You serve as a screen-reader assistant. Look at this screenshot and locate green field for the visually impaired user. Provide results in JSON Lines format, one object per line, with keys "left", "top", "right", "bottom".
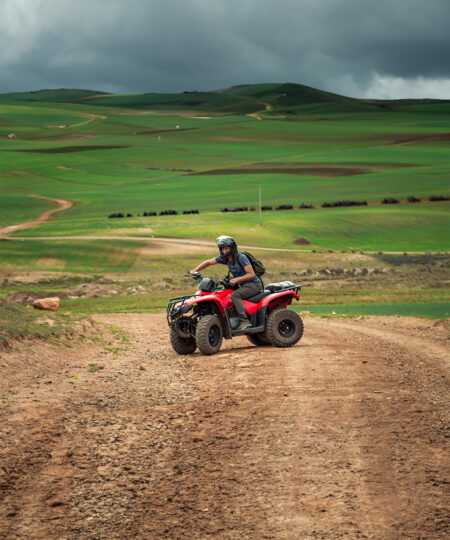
{"left": 0, "top": 84, "right": 448, "bottom": 318}
{"left": 1, "top": 84, "right": 449, "bottom": 250}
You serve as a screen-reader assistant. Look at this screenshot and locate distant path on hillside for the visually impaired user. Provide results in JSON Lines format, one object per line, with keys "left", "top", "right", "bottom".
{"left": 10, "top": 234, "right": 310, "bottom": 253}
{"left": 69, "top": 112, "right": 107, "bottom": 128}
{"left": 247, "top": 101, "right": 273, "bottom": 120}
{"left": 0, "top": 195, "right": 73, "bottom": 238}
{"left": 8, "top": 235, "right": 443, "bottom": 255}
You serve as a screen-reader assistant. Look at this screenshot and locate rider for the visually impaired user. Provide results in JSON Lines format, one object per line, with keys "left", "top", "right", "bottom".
{"left": 189, "top": 235, "right": 263, "bottom": 331}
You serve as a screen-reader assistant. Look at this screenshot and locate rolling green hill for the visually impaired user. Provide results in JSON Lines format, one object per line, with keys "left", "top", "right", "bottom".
{"left": 2, "top": 83, "right": 449, "bottom": 115}
{"left": 1, "top": 83, "right": 449, "bottom": 256}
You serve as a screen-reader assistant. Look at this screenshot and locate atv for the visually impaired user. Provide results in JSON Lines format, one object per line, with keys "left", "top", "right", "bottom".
{"left": 167, "top": 273, "right": 304, "bottom": 355}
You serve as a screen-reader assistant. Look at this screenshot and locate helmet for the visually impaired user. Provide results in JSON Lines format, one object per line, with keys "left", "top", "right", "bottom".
{"left": 216, "top": 235, "right": 237, "bottom": 258}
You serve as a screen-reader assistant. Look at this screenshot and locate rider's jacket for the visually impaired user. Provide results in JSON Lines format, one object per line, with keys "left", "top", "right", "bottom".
{"left": 215, "top": 252, "right": 261, "bottom": 285}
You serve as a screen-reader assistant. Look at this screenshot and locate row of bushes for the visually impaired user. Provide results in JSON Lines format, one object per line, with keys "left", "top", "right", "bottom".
{"left": 220, "top": 206, "right": 249, "bottom": 212}
{"left": 383, "top": 195, "right": 449, "bottom": 204}
{"left": 108, "top": 213, "right": 134, "bottom": 218}
{"left": 221, "top": 195, "right": 449, "bottom": 213}
{"left": 220, "top": 204, "right": 298, "bottom": 212}
{"left": 108, "top": 209, "right": 200, "bottom": 218}
{"left": 107, "top": 195, "right": 448, "bottom": 218}
{"left": 322, "top": 200, "right": 367, "bottom": 208}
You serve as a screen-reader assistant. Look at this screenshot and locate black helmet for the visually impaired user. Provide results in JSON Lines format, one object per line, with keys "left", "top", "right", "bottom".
{"left": 216, "top": 235, "right": 237, "bottom": 258}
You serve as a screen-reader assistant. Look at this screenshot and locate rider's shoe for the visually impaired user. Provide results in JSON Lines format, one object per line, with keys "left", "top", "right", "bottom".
{"left": 236, "top": 319, "right": 252, "bottom": 331}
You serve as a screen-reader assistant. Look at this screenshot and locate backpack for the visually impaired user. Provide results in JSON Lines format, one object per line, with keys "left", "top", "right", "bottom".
{"left": 238, "top": 251, "right": 266, "bottom": 277}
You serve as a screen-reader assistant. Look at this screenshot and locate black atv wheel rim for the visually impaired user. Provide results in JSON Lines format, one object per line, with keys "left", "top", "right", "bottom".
{"left": 209, "top": 324, "right": 221, "bottom": 347}
{"left": 278, "top": 319, "right": 295, "bottom": 338}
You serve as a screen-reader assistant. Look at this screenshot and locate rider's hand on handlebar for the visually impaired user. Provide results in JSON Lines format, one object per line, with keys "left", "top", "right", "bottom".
{"left": 187, "top": 270, "right": 201, "bottom": 280}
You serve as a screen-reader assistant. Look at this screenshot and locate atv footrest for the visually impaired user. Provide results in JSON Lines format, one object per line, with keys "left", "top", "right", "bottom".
{"left": 231, "top": 325, "right": 265, "bottom": 336}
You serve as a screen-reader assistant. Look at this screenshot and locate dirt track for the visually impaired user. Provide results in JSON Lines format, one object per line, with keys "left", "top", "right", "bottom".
{"left": 0, "top": 314, "right": 448, "bottom": 539}
{"left": 0, "top": 195, "right": 73, "bottom": 238}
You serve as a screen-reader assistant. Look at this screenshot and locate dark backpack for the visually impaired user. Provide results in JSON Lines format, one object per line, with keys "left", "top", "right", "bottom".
{"left": 238, "top": 251, "right": 265, "bottom": 277}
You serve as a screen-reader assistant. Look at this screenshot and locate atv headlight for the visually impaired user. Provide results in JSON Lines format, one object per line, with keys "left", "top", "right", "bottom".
{"left": 179, "top": 304, "right": 191, "bottom": 315}
{"left": 173, "top": 303, "right": 191, "bottom": 317}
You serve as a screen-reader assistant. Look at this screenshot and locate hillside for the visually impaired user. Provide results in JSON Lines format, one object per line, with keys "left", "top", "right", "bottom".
{"left": 0, "top": 81, "right": 449, "bottom": 259}
{"left": 1, "top": 83, "right": 449, "bottom": 115}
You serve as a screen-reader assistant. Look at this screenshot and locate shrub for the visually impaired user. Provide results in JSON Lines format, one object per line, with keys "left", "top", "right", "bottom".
{"left": 261, "top": 205, "right": 272, "bottom": 211}
{"left": 182, "top": 209, "right": 199, "bottom": 214}
{"left": 381, "top": 198, "right": 399, "bottom": 204}
{"left": 159, "top": 210, "right": 178, "bottom": 216}
{"left": 407, "top": 196, "right": 420, "bottom": 203}
{"left": 108, "top": 213, "right": 125, "bottom": 218}
{"left": 429, "top": 195, "right": 450, "bottom": 202}
{"left": 276, "top": 204, "right": 293, "bottom": 210}
{"left": 299, "top": 203, "right": 314, "bottom": 209}
{"left": 322, "top": 200, "right": 367, "bottom": 208}
{"left": 143, "top": 211, "right": 157, "bottom": 216}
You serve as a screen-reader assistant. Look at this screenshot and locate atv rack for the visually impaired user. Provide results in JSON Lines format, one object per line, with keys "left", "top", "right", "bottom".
{"left": 265, "top": 284, "right": 302, "bottom": 295}
{"left": 292, "top": 284, "right": 302, "bottom": 295}
{"left": 166, "top": 294, "right": 197, "bottom": 319}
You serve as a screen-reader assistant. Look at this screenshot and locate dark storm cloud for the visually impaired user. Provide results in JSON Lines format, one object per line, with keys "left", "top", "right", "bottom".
{"left": 1, "top": 0, "right": 449, "bottom": 98}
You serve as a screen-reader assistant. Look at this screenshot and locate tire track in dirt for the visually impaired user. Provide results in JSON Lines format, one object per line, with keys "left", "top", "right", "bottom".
{"left": 0, "top": 315, "right": 448, "bottom": 538}
{"left": 0, "top": 195, "right": 73, "bottom": 238}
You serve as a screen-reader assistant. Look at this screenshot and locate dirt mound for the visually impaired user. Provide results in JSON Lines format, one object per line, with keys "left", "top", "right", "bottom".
{"left": 294, "top": 237, "right": 311, "bottom": 245}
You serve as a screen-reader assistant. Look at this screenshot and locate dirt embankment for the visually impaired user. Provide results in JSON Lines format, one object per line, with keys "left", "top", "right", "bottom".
{"left": 0, "top": 314, "right": 448, "bottom": 539}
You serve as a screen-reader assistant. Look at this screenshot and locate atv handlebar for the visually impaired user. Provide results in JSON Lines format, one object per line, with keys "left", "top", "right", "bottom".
{"left": 185, "top": 271, "right": 202, "bottom": 281}
{"left": 185, "top": 272, "right": 235, "bottom": 291}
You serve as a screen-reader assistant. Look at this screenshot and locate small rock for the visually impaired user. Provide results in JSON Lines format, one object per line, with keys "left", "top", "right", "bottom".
{"left": 33, "top": 297, "right": 60, "bottom": 311}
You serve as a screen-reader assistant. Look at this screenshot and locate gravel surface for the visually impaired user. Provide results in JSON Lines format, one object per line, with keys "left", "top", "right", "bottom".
{"left": 0, "top": 314, "right": 448, "bottom": 539}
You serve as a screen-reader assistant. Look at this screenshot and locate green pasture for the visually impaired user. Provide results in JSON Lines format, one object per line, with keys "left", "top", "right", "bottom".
{"left": 1, "top": 84, "right": 449, "bottom": 253}
{"left": 6, "top": 203, "right": 449, "bottom": 252}
{"left": 293, "top": 303, "right": 449, "bottom": 319}
{"left": 0, "top": 239, "right": 144, "bottom": 273}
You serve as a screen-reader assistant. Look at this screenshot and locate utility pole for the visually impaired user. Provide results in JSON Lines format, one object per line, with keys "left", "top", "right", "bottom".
{"left": 259, "top": 185, "right": 262, "bottom": 226}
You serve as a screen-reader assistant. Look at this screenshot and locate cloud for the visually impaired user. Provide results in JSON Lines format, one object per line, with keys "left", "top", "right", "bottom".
{"left": 0, "top": 0, "right": 449, "bottom": 98}
{"left": 362, "top": 74, "right": 450, "bottom": 100}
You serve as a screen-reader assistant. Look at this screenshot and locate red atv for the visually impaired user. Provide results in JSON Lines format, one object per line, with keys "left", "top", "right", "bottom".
{"left": 167, "top": 273, "right": 304, "bottom": 355}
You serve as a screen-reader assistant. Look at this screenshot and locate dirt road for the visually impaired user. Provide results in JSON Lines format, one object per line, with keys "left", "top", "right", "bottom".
{"left": 0, "top": 195, "right": 73, "bottom": 238}
{"left": 0, "top": 315, "right": 448, "bottom": 539}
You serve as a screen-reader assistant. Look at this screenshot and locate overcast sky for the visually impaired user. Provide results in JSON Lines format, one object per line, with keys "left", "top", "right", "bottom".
{"left": 1, "top": 0, "right": 450, "bottom": 99}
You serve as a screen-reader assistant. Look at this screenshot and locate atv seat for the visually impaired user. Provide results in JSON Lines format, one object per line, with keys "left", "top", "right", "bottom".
{"left": 265, "top": 281, "right": 295, "bottom": 292}
{"left": 245, "top": 290, "right": 273, "bottom": 303}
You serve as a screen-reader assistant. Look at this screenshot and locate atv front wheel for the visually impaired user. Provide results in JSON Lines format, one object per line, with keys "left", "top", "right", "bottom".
{"left": 170, "top": 329, "right": 196, "bottom": 355}
{"left": 196, "top": 314, "right": 223, "bottom": 355}
{"left": 247, "top": 333, "right": 271, "bottom": 346}
{"left": 266, "top": 309, "right": 303, "bottom": 347}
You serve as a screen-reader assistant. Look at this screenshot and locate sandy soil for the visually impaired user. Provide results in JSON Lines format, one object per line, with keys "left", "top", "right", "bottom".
{"left": 0, "top": 314, "right": 448, "bottom": 539}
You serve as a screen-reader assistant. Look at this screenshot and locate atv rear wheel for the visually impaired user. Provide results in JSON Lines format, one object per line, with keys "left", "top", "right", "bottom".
{"left": 266, "top": 309, "right": 303, "bottom": 347}
{"left": 247, "top": 333, "right": 271, "bottom": 346}
{"left": 196, "top": 314, "right": 223, "bottom": 355}
{"left": 170, "top": 329, "right": 196, "bottom": 355}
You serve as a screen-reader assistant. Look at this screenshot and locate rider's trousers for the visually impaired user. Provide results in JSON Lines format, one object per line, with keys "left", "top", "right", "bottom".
{"left": 230, "top": 281, "right": 262, "bottom": 321}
